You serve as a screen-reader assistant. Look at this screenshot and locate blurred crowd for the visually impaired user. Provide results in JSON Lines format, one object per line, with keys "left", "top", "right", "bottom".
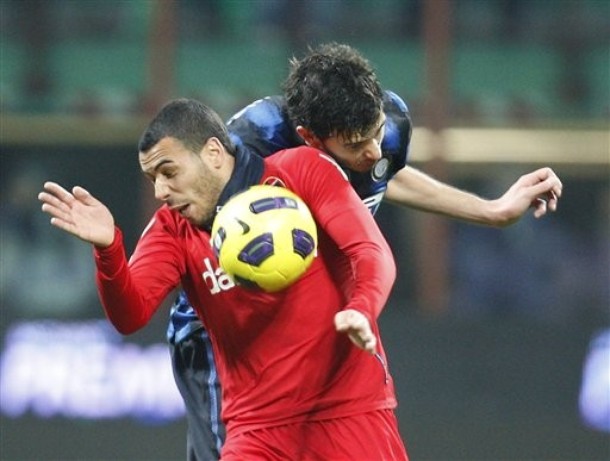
{"left": 1, "top": 0, "right": 609, "bottom": 122}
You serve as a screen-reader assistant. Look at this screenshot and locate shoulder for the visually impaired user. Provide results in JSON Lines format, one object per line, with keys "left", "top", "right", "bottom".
{"left": 265, "top": 145, "right": 314, "bottom": 170}
{"left": 382, "top": 90, "right": 410, "bottom": 115}
{"left": 380, "top": 90, "right": 413, "bottom": 169}
{"left": 382, "top": 90, "right": 412, "bottom": 133}
{"left": 266, "top": 146, "right": 348, "bottom": 182}
{"left": 227, "top": 95, "right": 286, "bottom": 126}
{"left": 268, "top": 145, "right": 326, "bottom": 165}
{"left": 227, "top": 96, "right": 302, "bottom": 158}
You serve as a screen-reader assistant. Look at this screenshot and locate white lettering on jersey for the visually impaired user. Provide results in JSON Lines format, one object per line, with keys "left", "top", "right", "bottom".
{"left": 362, "top": 192, "right": 385, "bottom": 213}
{"left": 318, "top": 153, "right": 349, "bottom": 181}
{"left": 201, "top": 257, "right": 235, "bottom": 294}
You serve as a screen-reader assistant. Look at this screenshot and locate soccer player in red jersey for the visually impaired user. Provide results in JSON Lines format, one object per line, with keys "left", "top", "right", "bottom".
{"left": 39, "top": 98, "right": 409, "bottom": 460}
{"left": 168, "top": 42, "right": 564, "bottom": 461}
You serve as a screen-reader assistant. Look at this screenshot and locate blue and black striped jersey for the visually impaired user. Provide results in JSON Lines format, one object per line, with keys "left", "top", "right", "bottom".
{"left": 226, "top": 91, "right": 412, "bottom": 215}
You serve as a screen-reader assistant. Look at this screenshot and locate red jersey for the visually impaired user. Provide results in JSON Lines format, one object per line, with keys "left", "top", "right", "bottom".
{"left": 94, "top": 146, "right": 397, "bottom": 436}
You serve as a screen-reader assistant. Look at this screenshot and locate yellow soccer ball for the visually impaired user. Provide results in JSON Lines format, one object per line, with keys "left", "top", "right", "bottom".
{"left": 211, "top": 185, "right": 318, "bottom": 292}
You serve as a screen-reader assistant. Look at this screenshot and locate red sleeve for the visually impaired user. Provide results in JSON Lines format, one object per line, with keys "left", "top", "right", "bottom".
{"left": 274, "top": 147, "right": 396, "bottom": 321}
{"left": 94, "top": 209, "right": 183, "bottom": 334}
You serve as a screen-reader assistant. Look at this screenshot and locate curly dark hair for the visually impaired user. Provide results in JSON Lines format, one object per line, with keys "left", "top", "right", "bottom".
{"left": 138, "top": 98, "right": 235, "bottom": 156}
{"left": 282, "top": 42, "right": 384, "bottom": 140}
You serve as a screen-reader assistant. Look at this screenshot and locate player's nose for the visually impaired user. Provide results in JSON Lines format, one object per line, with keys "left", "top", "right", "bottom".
{"left": 154, "top": 179, "right": 170, "bottom": 201}
{"left": 362, "top": 139, "right": 382, "bottom": 162}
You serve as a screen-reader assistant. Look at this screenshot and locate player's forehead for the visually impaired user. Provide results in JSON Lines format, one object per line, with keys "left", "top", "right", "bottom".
{"left": 336, "top": 113, "right": 386, "bottom": 144}
{"left": 139, "top": 137, "right": 189, "bottom": 171}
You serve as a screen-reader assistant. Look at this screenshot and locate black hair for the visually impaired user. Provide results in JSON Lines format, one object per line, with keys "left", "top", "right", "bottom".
{"left": 138, "top": 98, "right": 235, "bottom": 155}
{"left": 282, "top": 42, "right": 384, "bottom": 140}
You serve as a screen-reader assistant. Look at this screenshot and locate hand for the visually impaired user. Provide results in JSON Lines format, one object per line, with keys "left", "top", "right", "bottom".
{"left": 334, "top": 309, "right": 377, "bottom": 354}
{"left": 38, "top": 181, "right": 116, "bottom": 248}
{"left": 493, "top": 167, "right": 563, "bottom": 226}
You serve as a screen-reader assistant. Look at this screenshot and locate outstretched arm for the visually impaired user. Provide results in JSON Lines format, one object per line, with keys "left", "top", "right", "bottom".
{"left": 38, "top": 181, "right": 116, "bottom": 247}
{"left": 39, "top": 181, "right": 179, "bottom": 334}
{"left": 385, "top": 165, "right": 563, "bottom": 227}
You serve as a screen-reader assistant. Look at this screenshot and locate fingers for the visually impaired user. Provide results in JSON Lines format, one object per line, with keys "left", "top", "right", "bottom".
{"left": 39, "top": 182, "right": 72, "bottom": 219}
{"left": 72, "top": 185, "right": 98, "bottom": 206}
{"left": 533, "top": 179, "right": 561, "bottom": 215}
{"left": 532, "top": 197, "right": 548, "bottom": 218}
{"left": 334, "top": 309, "right": 364, "bottom": 332}
{"left": 38, "top": 190, "right": 71, "bottom": 215}
{"left": 38, "top": 182, "right": 93, "bottom": 212}
{"left": 522, "top": 168, "right": 563, "bottom": 216}
{"left": 42, "top": 181, "right": 74, "bottom": 203}
{"left": 38, "top": 182, "right": 85, "bottom": 230}
{"left": 38, "top": 181, "right": 115, "bottom": 246}
{"left": 547, "top": 190, "right": 559, "bottom": 212}
{"left": 335, "top": 310, "right": 377, "bottom": 354}
{"left": 543, "top": 170, "right": 563, "bottom": 202}
{"left": 532, "top": 168, "right": 563, "bottom": 198}
{"left": 39, "top": 182, "right": 84, "bottom": 210}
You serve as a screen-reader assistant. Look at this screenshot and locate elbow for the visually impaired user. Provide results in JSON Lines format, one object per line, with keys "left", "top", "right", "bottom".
{"left": 384, "top": 244, "right": 397, "bottom": 284}
{"left": 386, "top": 260, "right": 397, "bottom": 291}
{"left": 105, "top": 312, "right": 145, "bottom": 336}
{"left": 114, "top": 323, "right": 140, "bottom": 336}
{"left": 389, "top": 258, "right": 397, "bottom": 284}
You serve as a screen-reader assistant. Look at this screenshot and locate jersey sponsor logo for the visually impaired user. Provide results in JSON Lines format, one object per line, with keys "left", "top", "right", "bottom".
{"left": 263, "top": 176, "right": 286, "bottom": 187}
{"left": 371, "top": 158, "right": 390, "bottom": 182}
{"left": 202, "top": 257, "right": 235, "bottom": 294}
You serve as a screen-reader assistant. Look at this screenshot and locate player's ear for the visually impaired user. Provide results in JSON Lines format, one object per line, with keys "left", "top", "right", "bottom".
{"left": 296, "top": 126, "right": 323, "bottom": 149}
{"left": 201, "top": 137, "right": 226, "bottom": 168}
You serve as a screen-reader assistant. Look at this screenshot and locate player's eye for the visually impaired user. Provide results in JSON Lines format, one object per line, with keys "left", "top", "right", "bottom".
{"left": 161, "top": 169, "right": 177, "bottom": 179}
{"left": 346, "top": 141, "right": 365, "bottom": 151}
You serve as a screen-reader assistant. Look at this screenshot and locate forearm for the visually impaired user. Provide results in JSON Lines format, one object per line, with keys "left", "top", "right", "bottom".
{"left": 94, "top": 227, "right": 171, "bottom": 335}
{"left": 342, "top": 241, "right": 396, "bottom": 321}
{"left": 322, "top": 209, "right": 396, "bottom": 321}
{"left": 292, "top": 148, "right": 397, "bottom": 320}
{"left": 385, "top": 165, "right": 508, "bottom": 227}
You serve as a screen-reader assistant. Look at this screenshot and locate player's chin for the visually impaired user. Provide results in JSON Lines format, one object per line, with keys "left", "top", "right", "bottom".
{"left": 185, "top": 209, "right": 207, "bottom": 227}
{"left": 353, "top": 162, "right": 376, "bottom": 173}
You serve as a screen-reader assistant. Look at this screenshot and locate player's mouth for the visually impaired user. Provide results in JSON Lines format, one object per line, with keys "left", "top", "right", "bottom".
{"left": 171, "top": 203, "right": 190, "bottom": 216}
{"left": 179, "top": 204, "right": 191, "bottom": 217}
{"left": 354, "top": 159, "right": 376, "bottom": 173}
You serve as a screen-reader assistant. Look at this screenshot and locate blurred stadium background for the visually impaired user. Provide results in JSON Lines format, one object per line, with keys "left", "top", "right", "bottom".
{"left": 1, "top": 1, "right": 608, "bottom": 460}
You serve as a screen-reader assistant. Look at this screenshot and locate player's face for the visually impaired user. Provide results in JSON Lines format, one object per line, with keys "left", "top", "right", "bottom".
{"left": 139, "top": 136, "right": 225, "bottom": 226}
{"left": 319, "top": 114, "right": 386, "bottom": 173}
